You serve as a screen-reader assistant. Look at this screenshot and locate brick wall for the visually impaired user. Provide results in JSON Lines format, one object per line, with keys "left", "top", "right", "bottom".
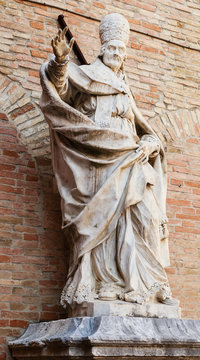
{"left": 0, "top": 113, "right": 67, "bottom": 360}
{"left": 167, "top": 138, "right": 200, "bottom": 319}
{"left": 0, "top": 0, "right": 200, "bottom": 359}
{"left": 147, "top": 109, "right": 200, "bottom": 318}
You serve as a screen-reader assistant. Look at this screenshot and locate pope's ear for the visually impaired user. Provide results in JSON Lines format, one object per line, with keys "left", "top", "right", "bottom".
{"left": 99, "top": 45, "right": 106, "bottom": 57}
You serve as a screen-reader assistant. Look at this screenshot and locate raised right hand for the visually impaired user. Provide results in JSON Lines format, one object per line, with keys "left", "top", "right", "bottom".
{"left": 51, "top": 27, "right": 74, "bottom": 63}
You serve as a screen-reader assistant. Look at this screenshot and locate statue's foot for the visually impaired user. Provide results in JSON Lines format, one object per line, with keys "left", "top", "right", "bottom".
{"left": 156, "top": 287, "right": 179, "bottom": 306}
{"left": 98, "top": 291, "right": 117, "bottom": 301}
{"left": 157, "top": 296, "right": 179, "bottom": 306}
{"left": 98, "top": 284, "right": 118, "bottom": 301}
{"left": 119, "top": 291, "right": 145, "bottom": 305}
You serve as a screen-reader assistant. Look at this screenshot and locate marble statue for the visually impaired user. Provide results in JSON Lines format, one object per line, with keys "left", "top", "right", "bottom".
{"left": 40, "top": 13, "right": 176, "bottom": 309}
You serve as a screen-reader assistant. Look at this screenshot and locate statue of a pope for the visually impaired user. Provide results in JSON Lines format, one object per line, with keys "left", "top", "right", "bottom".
{"left": 40, "top": 13, "right": 175, "bottom": 307}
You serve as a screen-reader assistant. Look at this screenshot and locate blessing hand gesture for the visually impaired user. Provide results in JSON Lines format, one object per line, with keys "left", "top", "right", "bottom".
{"left": 51, "top": 27, "right": 74, "bottom": 63}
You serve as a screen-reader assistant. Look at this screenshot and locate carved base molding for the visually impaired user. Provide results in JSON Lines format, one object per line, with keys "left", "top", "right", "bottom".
{"left": 8, "top": 316, "right": 200, "bottom": 359}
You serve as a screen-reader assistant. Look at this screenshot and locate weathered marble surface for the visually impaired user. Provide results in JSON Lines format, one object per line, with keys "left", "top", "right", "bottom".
{"left": 9, "top": 316, "right": 200, "bottom": 359}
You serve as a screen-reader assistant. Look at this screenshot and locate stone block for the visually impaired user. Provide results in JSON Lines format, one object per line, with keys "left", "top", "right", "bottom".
{"left": 8, "top": 316, "right": 200, "bottom": 359}
{"left": 68, "top": 300, "right": 181, "bottom": 319}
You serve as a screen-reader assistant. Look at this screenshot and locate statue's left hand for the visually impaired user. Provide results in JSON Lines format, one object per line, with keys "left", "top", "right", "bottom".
{"left": 136, "top": 141, "right": 158, "bottom": 164}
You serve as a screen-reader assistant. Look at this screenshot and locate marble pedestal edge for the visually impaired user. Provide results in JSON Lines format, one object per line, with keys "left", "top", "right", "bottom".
{"left": 8, "top": 316, "right": 200, "bottom": 359}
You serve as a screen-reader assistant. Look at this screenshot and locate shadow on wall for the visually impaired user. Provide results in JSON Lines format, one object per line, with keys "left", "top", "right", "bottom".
{"left": 0, "top": 108, "right": 69, "bottom": 360}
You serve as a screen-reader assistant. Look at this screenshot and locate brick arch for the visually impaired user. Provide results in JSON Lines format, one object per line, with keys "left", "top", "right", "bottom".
{"left": 1, "top": 75, "right": 200, "bottom": 159}
{"left": 0, "top": 76, "right": 50, "bottom": 158}
{"left": 148, "top": 108, "right": 200, "bottom": 145}
{"left": 1, "top": 74, "right": 200, "bottom": 158}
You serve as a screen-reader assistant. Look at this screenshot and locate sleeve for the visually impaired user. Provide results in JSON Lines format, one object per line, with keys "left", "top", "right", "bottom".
{"left": 45, "top": 55, "right": 71, "bottom": 100}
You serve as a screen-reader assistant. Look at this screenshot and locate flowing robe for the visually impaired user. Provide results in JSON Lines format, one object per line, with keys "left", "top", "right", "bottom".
{"left": 40, "top": 57, "right": 171, "bottom": 306}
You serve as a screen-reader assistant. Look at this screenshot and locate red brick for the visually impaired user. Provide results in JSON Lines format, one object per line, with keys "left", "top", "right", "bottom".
{"left": 142, "top": 22, "right": 161, "bottom": 32}
{"left": 0, "top": 255, "right": 10, "bottom": 264}
{"left": 40, "top": 312, "right": 58, "bottom": 321}
{"left": 0, "top": 79, "right": 11, "bottom": 91}
{"left": 18, "top": 60, "right": 41, "bottom": 70}
{"left": 187, "top": 138, "right": 199, "bottom": 144}
{"left": 30, "top": 20, "right": 44, "bottom": 30}
{"left": 34, "top": 8, "right": 49, "bottom": 17}
{"left": 26, "top": 175, "right": 38, "bottom": 181}
{"left": 131, "top": 43, "right": 142, "bottom": 50}
{"left": 135, "top": 2, "right": 156, "bottom": 12}
{"left": 0, "top": 20, "right": 27, "bottom": 33}
{"left": 10, "top": 320, "right": 28, "bottom": 328}
{"left": 21, "top": 80, "right": 41, "bottom": 91}
{"left": 1, "top": 248, "right": 22, "bottom": 256}
{"left": 93, "top": 1, "right": 105, "bottom": 8}
{"left": 182, "top": 207, "right": 196, "bottom": 214}
{"left": 0, "top": 114, "right": 8, "bottom": 121}
{"left": 175, "top": 226, "right": 200, "bottom": 234}
{"left": 0, "top": 287, "right": 12, "bottom": 294}
{"left": 24, "top": 188, "right": 39, "bottom": 196}
{"left": 31, "top": 49, "right": 48, "bottom": 59}
{"left": 20, "top": 280, "right": 38, "bottom": 287}
{"left": 12, "top": 256, "right": 47, "bottom": 265}
{"left": 0, "top": 185, "right": 23, "bottom": 195}
{"left": 0, "top": 133, "right": 18, "bottom": 142}
{"left": 3, "top": 150, "right": 19, "bottom": 158}
{"left": 24, "top": 234, "right": 38, "bottom": 241}
{"left": 176, "top": 214, "right": 200, "bottom": 221}
{"left": 9, "top": 45, "right": 29, "bottom": 54}
{"left": 9, "top": 103, "right": 35, "bottom": 120}
{"left": 1, "top": 311, "right": 39, "bottom": 321}
{"left": 0, "top": 178, "right": 15, "bottom": 186}
{"left": 0, "top": 321, "right": 9, "bottom": 328}
{"left": 0, "top": 164, "right": 16, "bottom": 171}
{"left": 24, "top": 217, "right": 42, "bottom": 227}
{"left": 14, "top": 225, "right": 37, "bottom": 233}
{"left": 167, "top": 159, "right": 187, "bottom": 167}
{"left": 185, "top": 181, "right": 200, "bottom": 188}
{"left": 171, "top": 179, "right": 184, "bottom": 186}
{"left": 28, "top": 70, "right": 39, "bottom": 79}
{"left": 167, "top": 199, "right": 191, "bottom": 206}
{"left": 0, "top": 127, "right": 17, "bottom": 137}
{"left": 141, "top": 46, "right": 159, "bottom": 54}
{"left": 193, "top": 188, "right": 200, "bottom": 195}
{"left": 166, "top": 268, "right": 177, "bottom": 274}
{"left": 0, "top": 328, "right": 22, "bottom": 337}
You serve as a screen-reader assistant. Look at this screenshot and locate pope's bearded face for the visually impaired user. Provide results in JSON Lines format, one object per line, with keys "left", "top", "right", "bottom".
{"left": 102, "top": 40, "right": 126, "bottom": 73}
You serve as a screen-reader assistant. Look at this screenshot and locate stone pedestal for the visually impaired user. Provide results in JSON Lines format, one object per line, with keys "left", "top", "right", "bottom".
{"left": 67, "top": 299, "right": 181, "bottom": 318}
{"left": 8, "top": 316, "right": 200, "bottom": 359}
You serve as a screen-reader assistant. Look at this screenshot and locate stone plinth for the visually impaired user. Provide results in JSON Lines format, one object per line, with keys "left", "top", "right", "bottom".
{"left": 8, "top": 316, "right": 200, "bottom": 359}
{"left": 68, "top": 300, "right": 181, "bottom": 319}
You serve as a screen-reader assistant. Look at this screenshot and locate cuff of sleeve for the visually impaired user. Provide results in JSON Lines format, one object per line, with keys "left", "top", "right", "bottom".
{"left": 52, "top": 54, "right": 69, "bottom": 66}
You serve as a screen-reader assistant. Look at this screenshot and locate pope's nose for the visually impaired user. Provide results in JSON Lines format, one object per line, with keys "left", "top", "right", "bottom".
{"left": 114, "top": 49, "right": 120, "bottom": 55}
